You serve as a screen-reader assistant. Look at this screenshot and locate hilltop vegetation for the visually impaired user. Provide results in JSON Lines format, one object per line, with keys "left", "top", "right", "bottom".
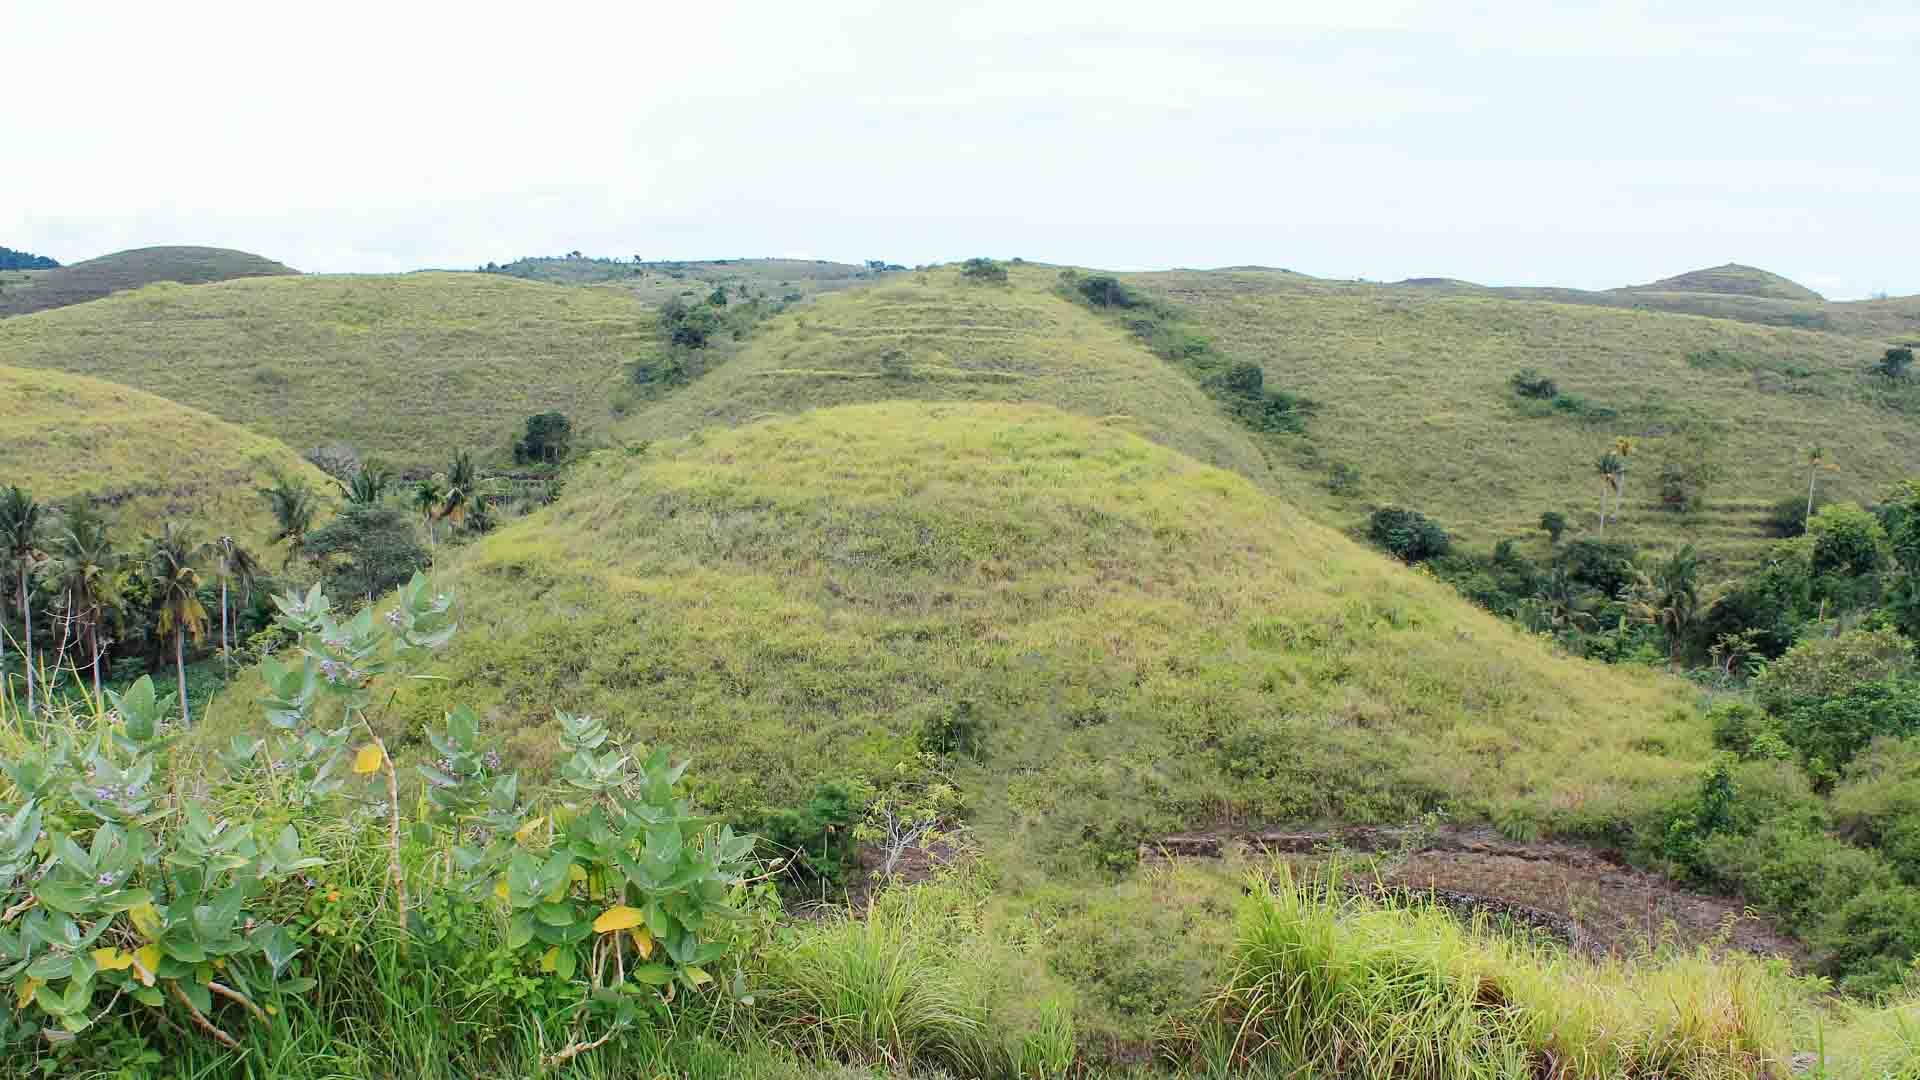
{"left": 0, "top": 246, "right": 294, "bottom": 318}
{"left": 1133, "top": 268, "right": 1920, "bottom": 563}
{"left": 621, "top": 264, "right": 1277, "bottom": 482}
{"left": 479, "top": 252, "right": 893, "bottom": 304}
{"left": 0, "top": 365, "right": 331, "bottom": 549}
{"left": 0, "top": 246, "right": 58, "bottom": 271}
{"left": 0, "top": 273, "right": 658, "bottom": 471}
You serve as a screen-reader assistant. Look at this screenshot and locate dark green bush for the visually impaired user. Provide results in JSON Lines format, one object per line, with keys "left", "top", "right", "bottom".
{"left": 1538, "top": 511, "right": 1567, "bottom": 544}
{"left": 1834, "top": 737, "right": 1920, "bottom": 884}
{"left": 1815, "top": 884, "right": 1920, "bottom": 994}
{"left": 1367, "top": 507, "right": 1450, "bottom": 564}
{"left": 1508, "top": 368, "right": 1558, "bottom": 399}
{"left": 1707, "top": 701, "right": 1790, "bottom": 761}
{"left": 1077, "top": 275, "right": 1141, "bottom": 308}
{"left": 959, "top": 257, "right": 1008, "bottom": 284}
{"left": 917, "top": 699, "right": 987, "bottom": 759}
{"left": 755, "top": 782, "right": 862, "bottom": 887}
{"left": 1783, "top": 678, "right": 1920, "bottom": 782}
{"left": 1556, "top": 539, "right": 1638, "bottom": 599}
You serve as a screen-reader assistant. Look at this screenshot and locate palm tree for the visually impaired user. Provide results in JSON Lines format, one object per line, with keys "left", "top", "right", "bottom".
{"left": 437, "top": 450, "right": 477, "bottom": 529}
{"left": 0, "top": 487, "right": 45, "bottom": 715}
{"left": 414, "top": 477, "right": 443, "bottom": 549}
{"left": 339, "top": 462, "right": 391, "bottom": 506}
{"left": 260, "top": 472, "right": 319, "bottom": 569}
{"left": 49, "top": 502, "right": 120, "bottom": 706}
{"left": 146, "top": 524, "right": 208, "bottom": 727}
{"left": 1806, "top": 445, "right": 1826, "bottom": 520}
{"left": 212, "top": 536, "right": 261, "bottom": 672}
{"left": 1630, "top": 544, "right": 1704, "bottom": 662}
{"left": 1594, "top": 452, "right": 1624, "bottom": 537}
{"left": 1611, "top": 437, "right": 1635, "bottom": 520}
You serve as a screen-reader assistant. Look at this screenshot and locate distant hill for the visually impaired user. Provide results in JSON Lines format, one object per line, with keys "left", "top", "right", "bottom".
{"left": 0, "top": 272, "right": 658, "bottom": 473}
{"left": 0, "top": 364, "right": 332, "bottom": 549}
{"left": 478, "top": 254, "right": 892, "bottom": 305}
{"left": 1132, "top": 268, "right": 1920, "bottom": 564}
{"left": 0, "top": 246, "right": 295, "bottom": 317}
{"left": 0, "top": 246, "right": 58, "bottom": 271}
{"left": 619, "top": 263, "right": 1274, "bottom": 481}
{"left": 1618, "top": 263, "right": 1825, "bottom": 302}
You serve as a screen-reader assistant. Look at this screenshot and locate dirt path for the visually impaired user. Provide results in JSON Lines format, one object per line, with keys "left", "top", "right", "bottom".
{"left": 1146, "top": 824, "right": 1804, "bottom": 962}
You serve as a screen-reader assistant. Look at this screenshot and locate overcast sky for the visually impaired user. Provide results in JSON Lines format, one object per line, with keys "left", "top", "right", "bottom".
{"left": 5, "top": 1, "right": 1916, "bottom": 298}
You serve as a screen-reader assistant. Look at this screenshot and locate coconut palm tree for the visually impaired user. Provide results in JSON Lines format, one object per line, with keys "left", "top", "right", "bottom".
{"left": 49, "top": 502, "right": 120, "bottom": 706}
{"left": 146, "top": 524, "right": 208, "bottom": 727}
{"left": 1630, "top": 544, "right": 1704, "bottom": 662}
{"left": 339, "top": 461, "right": 391, "bottom": 506}
{"left": 211, "top": 535, "right": 261, "bottom": 672}
{"left": 0, "top": 486, "right": 45, "bottom": 715}
{"left": 1611, "top": 437, "right": 1636, "bottom": 520}
{"left": 414, "top": 477, "right": 443, "bottom": 549}
{"left": 260, "top": 472, "right": 319, "bottom": 569}
{"left": 437, "top": 450, "right": 477, "bottom": 529}
{"left": 1594, "top": 452, "right": 1624, "bottom": 537}
{"left": 1806, "top": 445, "right": 1827, "bottom": 520}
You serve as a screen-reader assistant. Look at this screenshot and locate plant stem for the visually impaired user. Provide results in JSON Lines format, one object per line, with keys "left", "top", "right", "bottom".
{"left": 169, "top": 981, "right": 240, "bottom": 1048}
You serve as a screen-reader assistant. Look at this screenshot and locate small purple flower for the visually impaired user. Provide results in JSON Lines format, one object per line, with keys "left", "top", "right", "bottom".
{"left": 94, "top": 787, "right": 114, "bottom": 800}
{"left": 385, "top": 609, "right": 404, "bottom": 628}
{"left": 96, "top": 873, "right": 116, "bottom": 887}
{"left": 483, "top": 750, "right": 502, "bottom": 771}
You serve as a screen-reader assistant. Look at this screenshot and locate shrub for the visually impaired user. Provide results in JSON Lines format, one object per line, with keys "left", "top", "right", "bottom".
{"left": 1366, "top": 507, "right": 1450, "bottom": 564}
{"left": 1877, "top": 345, "right": 1915, "bottom": 382}
{"left": 1708, "top": 701, "right": 1788, "bottom": 760}
{"left": 958, "top": 258, "right": 1008, "bottom": 285}
{"left": 1815, "top": 884, "right": 1920, "bottom": 994}
{"left": 1556, "top": 539, "right": 1638, "bottom": 599}
{"left": 1782, "top": 677, "right": 1920, "bottom": 781}
{"left": 1765, "top": 495, "right": 1826, "bottom": 538}
{"left": 1833, "top": 737, "right": 1920, "bottom": 884}
{"left": 754, "top": 782, "right": 863, "bottom": 887}
{"left": 1508, "top": 368, "right": 1558, "bottom": 399}
{"left": 1538, "top": 511, "right": 1567, "bottom": 544}
{"left": 1809, "top": 502, "right": 1892, "bottom": 580}
{"left": 1698, "top": 821, "right": 1893, "bottom": 936}
{"left": 1754, "top": 626, "right": 1914, "bottom": 716}
{"left": 1077, "top": 275, "right": 1140, "bottom": 308}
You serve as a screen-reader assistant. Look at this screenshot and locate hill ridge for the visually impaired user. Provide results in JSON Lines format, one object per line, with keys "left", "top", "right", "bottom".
{"left": 0, "top": 245, "right": 296, "bottom": 317}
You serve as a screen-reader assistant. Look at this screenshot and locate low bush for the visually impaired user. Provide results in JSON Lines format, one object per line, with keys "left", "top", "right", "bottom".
{"left": 1367, "top": 507, "right": 1451, "bottom": 564}
{"left": 1508, "top": 368, "right": 1558, "bottom": 399}
{"left": 1076, "top": 275, "right": 1141, "bottom": 309}
{"left": 958, "top": 258, "right": 1008, "bottom": 285}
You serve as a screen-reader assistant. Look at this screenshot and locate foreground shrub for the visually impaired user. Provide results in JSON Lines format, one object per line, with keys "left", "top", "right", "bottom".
{"left": 1193, "top": 863, "right": 1795, "bottom": 1079}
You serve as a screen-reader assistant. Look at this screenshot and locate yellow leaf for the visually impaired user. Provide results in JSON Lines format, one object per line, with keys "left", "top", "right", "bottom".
{"left": 132, "top": 945, "right": 161, "bottom": 987}
{"left": 514, "top": 816, "right": 545, "bottom": 845}
{"left": 628, "top": 927, "right": 654, "bottom": 960}
{"left": 129, "top": 901, "right": 163, "bottom": 940}
{"left": 567, "top": 864, "right": 588, "bottom": 886}
{"left": 494, "top": 878, "right": 510, "bottom": 902}
{"left": 16, "top": 977, "right": 39, "bottom": 1010}
{"left": 539, "top": 947, "right": 559, "bottom": 973}
{"left": 684, "top": 965, "right": 712, "bottom": 987}
{"left": 92, "top": 947, "right": 134, "bottom": 972}
{"left": 353, "top": 744, "right": 384, "bottom": 775}
{"left": 593, "top": 906, "right": 643, "bottom": 933}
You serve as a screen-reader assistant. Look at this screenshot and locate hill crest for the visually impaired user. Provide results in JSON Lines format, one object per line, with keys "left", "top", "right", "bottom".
{"left": 1618, "top": 262, "right": 1824, "bottom": 302}
{"left": 0, "top": 245, "right": 296, "bottom": 317}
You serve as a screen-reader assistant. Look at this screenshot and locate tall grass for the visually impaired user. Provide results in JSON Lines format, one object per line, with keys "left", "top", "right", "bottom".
{"left": 1191, "top": 863, "right": 1799, "bottom": 1080}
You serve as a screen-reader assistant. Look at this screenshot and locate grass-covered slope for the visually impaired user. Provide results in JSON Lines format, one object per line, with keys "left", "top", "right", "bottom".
{"left": 0, "top": 245, "right": 295, "bottom": 317}
{"left": 1619, "top": 263, "right": 1825, "bottom": 302}
{"left": 1134, "top": 270, "right": 1920, "bottom": 561}
{"left": 0, "top": 365, "right": 332, "bottom": 547}
{"left": 0, "top": 273, "right": 656, "bottom": 471}
{"left": 214, "top": 403, "right": 1701, "bottom": 851}
{"left": 625, "top": 265, "right": 1274, "bottom": 481}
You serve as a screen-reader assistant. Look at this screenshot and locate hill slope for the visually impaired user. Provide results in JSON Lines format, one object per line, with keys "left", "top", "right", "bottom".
{"left": 1619, "top": 263, "right": 1825, "bottom": 302}
{"left": 213, "top": 402, "right": 1700, "bottom": 852}
{"left": 623, "top": 264, "right": 1275, "bottom": 481}
{"left": 1132, "top": 269, "right": 1920, "bottom": 562}
{"left": 0, "top": 365, "right": 332, "bottom": 548}
{"left": 0, "top": 273, "right": 657, "bottom": 471}
{"left": 0, "top": 245, "right": 295, "bottom": 317}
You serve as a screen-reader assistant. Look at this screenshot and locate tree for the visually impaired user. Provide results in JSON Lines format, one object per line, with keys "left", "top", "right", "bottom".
{"left": 1076, "top": 274, "right": 1140, "bottom": 308}
{"left": 514, "top": 412, "right": 574, "bottom": 464}
{"left": 1538, "top": 511, "right": 1568, "bottom": 545}
{"left": 260, "top": 472, "right": 320, "bottom": 569}
{"left": 1629, "top": 544, "right": 1705, "bottom": 661}
{"left": 414, "top": 477, "right": 444, "bottom": 549}
{"left": 1611, "top": 437, "right": 1636, "bottom": 519}
{"left": 1806, "top": 446, "right": 1836, "bottom": 520}
{"left": 1367, "top": 506, "right": 1450, "bottom": 564}
{"left": 958, "top": 257, "right": 1008, "bottom": 285}
{"left": 1594, "top": 452, "right": 1624, "bottom": 536}
{"left": 146, "top": 524, "right": 207, "bottom": 727}
{"left": 48, "top": 501, "right": 121, "bottom": 706}
{"left": 437, "top": 450, "right": 477, "bottom": 529}
{"left": 339, "top": 461, "right": 390, "bottom": 506}
{"left": 211, "top": 535, "right": 261, "bottom": 672}
{"left": 0, "top": 487, "right": 45, "bottom": 715}
{"left": 0, "top": 246, "right": 59, "bottom": 271}
{"left": 1875, "top": 346, "right": 1914, "bottom": 383}
{"left": 305, "top": 505, "right": 430, "bottom": 603}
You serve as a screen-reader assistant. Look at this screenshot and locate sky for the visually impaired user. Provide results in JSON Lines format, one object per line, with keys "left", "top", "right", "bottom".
{"left": 5, "top": 0, "right": 1917, "bottom": 299}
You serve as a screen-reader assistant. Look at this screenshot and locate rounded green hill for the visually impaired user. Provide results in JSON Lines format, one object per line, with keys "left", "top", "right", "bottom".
{"left": 0, "top": 364, "right": 332, "bottom": 549}
{"left": 0, "top": 245, "right": 296, "bottom": 318}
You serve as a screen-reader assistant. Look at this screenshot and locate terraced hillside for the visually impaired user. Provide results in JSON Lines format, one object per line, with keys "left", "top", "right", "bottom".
{"left": 0, "top": 365, "right": 332, "bottom": 547}
{"left": 1133, "top": 269, "right": 1920, "bottom": 562}
{"left": 0, "top": 272, "right": 657, "bottom": 471}
{"left": 0, "top": 245, "right": 295, "bottom": 317}
{"left": 624, "top": 264, "right": 1279, "bottom": 483}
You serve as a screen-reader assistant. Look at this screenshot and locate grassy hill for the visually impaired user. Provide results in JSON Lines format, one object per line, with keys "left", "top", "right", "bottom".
{"left": 1398, "top": 264, "right": 1920, "bottom": 340}
{"left": 621, "top": 264, "right": 1277, "bottom": 482}
{"left": 0, "top": 245, "right": 295, "bottom": 318}
{"left": 479, "top": 255, "right": 887, "bottom": 304}
{"left": 0, "top": 365, "right": 332, "bottom": 548}
{"left": 0, "top": 272, "right": 658, "bottom": 472}
{"left": 211, "top": 401, "right": 1699, "bottom": 847}
{"left": 1132, "top": 269, "right": 1920, "bottom": 563}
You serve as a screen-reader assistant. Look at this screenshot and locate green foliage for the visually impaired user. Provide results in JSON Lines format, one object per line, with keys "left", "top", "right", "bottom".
{"left": 1076, "top": 275, "right": 1140, "bottom": 309}
{"left": 304, "top": 505, "right": 430, "bottom": 603}
{"left": 753, "top": 783, "right": 861, "bottom": 887}
{"left": 1833, "top": 737, "right": 1920, "bottom": 884}
{"left": 1707, "top": 701, "right": 1790, "bottom": 761}
{"left": 1556, "top": 538, "right": 1638, "bottom": 599}
{"left": 1809, "top": 501, "right": 1892, "bottom": 579}
{"left": 1538, "top": 511, "right": 1567, "bottom": 544}
{"left": 958, "top": 258, "right": 1008, "bottom": 285}
{"left": 511, "top": 411, "right": 573, "bottom": 465}
{"left": 0, "top": 246, "right": 58, "bottom": 271}
{"left": 1657, "top": 433, "right": 1724, "bottom": 513}
{"left": 1877, "top": 346, "right": 1915, "bottom": 382}
{"left": 1781, "top": 678, "right": 1920, "bottom": 782}
{"left": 1214, "top": 360, "right": 1315, "bottom": 434}
{"left": 1508, "top": 368, "right": 1557, "bottom": 399}
{"left": 1366, "top": 506, "right": 1451, "bottom": 564}
{"left": 1754, "top": 626, "right": 1914, "bottom": 717}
